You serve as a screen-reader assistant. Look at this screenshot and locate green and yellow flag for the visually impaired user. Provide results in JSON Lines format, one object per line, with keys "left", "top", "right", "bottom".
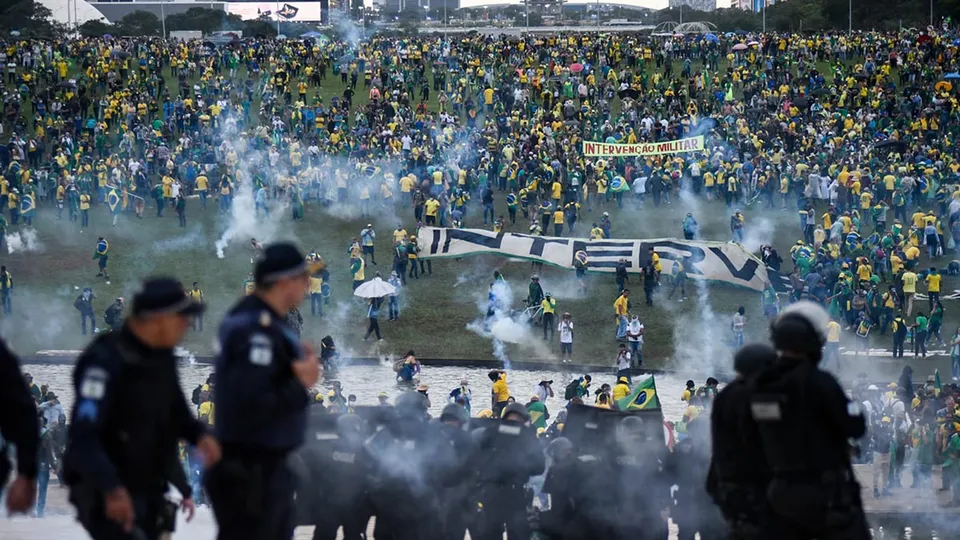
{"left": 107, "top": 189, "right": 120, "bottom": 213}
{"left": 617, "top": 375, "right": 661, "bottom": 411}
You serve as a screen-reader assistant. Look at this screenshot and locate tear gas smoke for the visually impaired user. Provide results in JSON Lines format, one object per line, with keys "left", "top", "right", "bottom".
{"left": 214, "top": 146, "right": 290, "bottom": 259}
{"left": 740, "top": 216, "right": 776, "bottom": 254}
{"left": 466, "top": 278, "right": 553, "bottom": 368}
{"left": 6, "top": 228, "right": 43, "bottom": 254}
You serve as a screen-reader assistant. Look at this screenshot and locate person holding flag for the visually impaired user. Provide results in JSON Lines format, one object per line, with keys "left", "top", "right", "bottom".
{"left": 242, "top": 273, "right": 256, "bottom": 296}
{"left": 19, "top": 189, "right": 35, "bottom": 226}
{"left": 107, "top": 187, "right": 121, "bottom": 227}
{"left": 616, "top": 375, "right": 661, "bottom": 411}
{"left": 93, "top": 237, "right": 110, "bottom": 281}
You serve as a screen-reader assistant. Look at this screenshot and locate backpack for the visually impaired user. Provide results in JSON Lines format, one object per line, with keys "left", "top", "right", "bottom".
{"left": 191, "top": 385, "right": 202, "bottom": 406}
{"left": 564, "top": 378, "right": 581, "bottom": 400}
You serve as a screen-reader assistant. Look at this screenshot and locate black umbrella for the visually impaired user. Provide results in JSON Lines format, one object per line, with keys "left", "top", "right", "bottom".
{"left": 618, "top": 88, "right": 639, "bottom": 100}
{"left": 854, "top": 73, "right": 868, "bottom": 80}
{"left": 875, "top": 140, "right": 908, "bottom": 155}
{"left": 58, "top": 81, "right": 77, "bottom": 88}
{"left": 793, "top": 97, "right": 809, "bottom": 109}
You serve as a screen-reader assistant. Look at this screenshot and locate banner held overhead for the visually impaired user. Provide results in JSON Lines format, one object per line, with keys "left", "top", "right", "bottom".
{"left": 582, "top": 135, "right": 705, "bottom": 158}
{"left": 417, "top": 227, "right": 789, "bottom": 293}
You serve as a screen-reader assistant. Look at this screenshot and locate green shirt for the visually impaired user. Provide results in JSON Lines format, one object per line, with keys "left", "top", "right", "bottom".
{"left": 915, "top": 315, "right": 928, "bottom": 332}
{"left": 527, "top": 400, "right": 548, "bottom": 430}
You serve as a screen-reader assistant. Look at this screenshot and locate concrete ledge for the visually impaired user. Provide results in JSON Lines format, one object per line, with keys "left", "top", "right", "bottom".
{"left": 25, "top": 352, "right": 679, "bottom": 375}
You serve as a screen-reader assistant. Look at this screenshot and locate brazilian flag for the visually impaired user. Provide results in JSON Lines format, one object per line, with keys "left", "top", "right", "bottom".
{"left": 616, "top": 376, "right": 661, "bottom": 411}
{"left": 107, "top": 189, "right": 120, "bottom": 214}
{"left": 20, "top": 194, "right": 35, "bottom": 217}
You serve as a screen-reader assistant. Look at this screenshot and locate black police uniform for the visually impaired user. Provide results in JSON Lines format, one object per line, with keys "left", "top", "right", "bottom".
{"left": 709, "top": 343, "right": 776, "bottom": 540}
{"left": 206, "top": 293, "right": 310, "bottom": 540}
{"left": 472, "top": 405, "right": 546, "bottom": 540}
{"left": 667, "top": 418, "right": 727, "bottom": 540}
{"left": 751, "top": 354, "right": 870, "bottom": 540}
{"left": 365, "top": 394, "right": 456, "bottom": 540}
{"left": 611, "top": 421, "right": 672, "bottom": 540}
{"left": 63, "top": 324, "right": 205, "bottom": 540}
{"left": 437, "top": 406, "right": 478, "bottom": 540}
{"left": 307, "top": 414, "right": 372, "bottom": 540}
{"left": 0, "top": 338, "right": 39, "bottom": 495}
{"left": 539, "top": 439, "right": 579, "bottom": 539}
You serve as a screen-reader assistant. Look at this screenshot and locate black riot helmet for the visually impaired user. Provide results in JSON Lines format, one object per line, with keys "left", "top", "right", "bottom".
{"left": 337, "top": 413, "right": 366, "bottom": 445}
{"left": 770, "top": 301, "right": 830, "bottom": 364}
{"left": 394, "top": 391, "right": 428, "bottom": 420}
{"left": 734, "top": 343, "right": 777, "bottom": 378}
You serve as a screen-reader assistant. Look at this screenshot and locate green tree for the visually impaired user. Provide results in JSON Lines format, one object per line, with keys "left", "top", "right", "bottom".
{"left": 0, "top": 0, "right": 65, "bottom": 38}
{"left": 117, "top": 11, "right": 162, "bottom": 36}
{"left": 78, "top": 19, "right": 118, "bottom": 38}
{"left": 165, "top": 8, "right": 244, "bottom": 35}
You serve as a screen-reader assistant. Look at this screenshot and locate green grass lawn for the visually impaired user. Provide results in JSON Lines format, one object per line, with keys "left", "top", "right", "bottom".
{"left": 3, "top": 190, "right": 958, "bottom": 370}
{"left": 0, "top": 49, "right": 934, "bottom": 369}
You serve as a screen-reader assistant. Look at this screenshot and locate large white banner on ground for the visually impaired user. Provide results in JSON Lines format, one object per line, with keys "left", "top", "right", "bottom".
{"left": 418, "top": 227, "right": 789, "bottom": 292}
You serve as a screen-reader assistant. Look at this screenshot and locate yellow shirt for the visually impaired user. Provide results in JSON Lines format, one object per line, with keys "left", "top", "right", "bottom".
{"left": 902, "top": 272, "right": 918, "bottom": 294}
{"left": 905, "top": 246, "right": 920, "bottom": 261}
{"left": 926, "top": 273, "right": 942, "bottom": 293}
{"left": 492, "top": 376, "right": 509, "bottom": 403}
{"left": 198, "top": 401, "right": 215, "bottom": 425}
{"left": 541, "top": 297, "right": 556, "bottom": 314}
{"left": 425, "top": 199, "right": 440, "bottom": 216}
{"left": 827, "top": 321, "right": 841, "bottom": 343}
{"left": 79, "top": 194, "right": 91, "bottom": 210}
{"left": 614, "top": 294, "right": 629, "bottom": 316}
{"left": 552, "top": 210, "right": 564, "bottom": 225}
{"left": 393, "top": 229, "right": 408, "bottom": 244}
{"left": 613, "top": 383, "right": 630, "bottom": 402}
{"left": 196, "top": 175, "right": 208, "bottom": 191}
{"left": 188, "top": 288, "right": 203, "bottom": 303}
{"left": 309, "top": 276, "right": 323, "bottom": 294}
{"left": 483, "top": 88, "right": 494, "bottom": 105}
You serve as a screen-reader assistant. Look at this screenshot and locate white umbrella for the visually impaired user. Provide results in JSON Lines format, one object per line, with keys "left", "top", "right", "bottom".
{"left": 353, "top": 277, "right": 396, "bottom": 299}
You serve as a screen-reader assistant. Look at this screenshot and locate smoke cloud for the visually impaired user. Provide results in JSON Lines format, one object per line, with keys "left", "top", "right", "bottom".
{"left": 6, "top": 228, "right": 44, "bottom": 254}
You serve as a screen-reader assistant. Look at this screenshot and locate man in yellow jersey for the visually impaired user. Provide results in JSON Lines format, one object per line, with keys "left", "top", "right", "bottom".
{"left": 540, "top": 293, "right": 557, "bottom": 341}
{"left": 189, "top": 282, "right": 204, "bottom": 331}
{"left": 901, "top": 268, "right": 918, "bottom": 316}
{"left": 79, "top": 191, "right": 91, "bottom": 228}
{"left": 196, "top": 172, "right": 208, "bottom": 209}
{"left": 614, "top": 289, "right": 630, "bottom": 340}
{"left": 925, "top": 267, "right": 942, "bottom": 312}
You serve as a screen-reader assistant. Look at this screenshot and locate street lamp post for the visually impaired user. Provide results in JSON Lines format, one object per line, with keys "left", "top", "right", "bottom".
{"left": 848, "top": 0, "right": 852, "bottom": 34}
{"left": 160, "top": 0, "right": 166, "bottom": 38}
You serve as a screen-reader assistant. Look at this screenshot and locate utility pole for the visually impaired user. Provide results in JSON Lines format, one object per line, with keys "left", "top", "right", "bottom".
{"left": 160, "top": 0, "right": 166, "bottom": 38}
{"left": 595, "top": 0, "right": 600, "bottom": 32}
{"left": 848, "top": 0, "right": 852, "bottom": 34}
{"left": 525, "top": 0, "right": 529, "bottom": 30}
{"left": 679, "top": 3, "right": 683, "bottom": 25}
{"left": 276, "top": 1, "right": 281, "bottom": 35}
{"left": 931, "top": 0, "right": 934, "bottom": 28}
{"left": 762, "top": 0, "right": 765, "bottom": 33}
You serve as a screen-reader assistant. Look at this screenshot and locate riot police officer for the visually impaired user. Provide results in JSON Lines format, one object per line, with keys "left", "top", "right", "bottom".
{"left": 473, "top": 402, "right": 546, "bottom": 540}
{"left": 539, "top": 437, "right": 578, "bottom": 539}
{"left": 437, "top": 403, "right": 477, "bottom": 540}
{"left": 668, "top": 416, "right": 727, "bottom": 540}
{"left": 0, "top": 337, "right": 39, "bottom": 514}
{"left": 709, "top": 343, "right": 777, "bottom": 540}
{"left": 751, "top": 301, "right": 870, "bottom": 540}
{"left": 206, "top": 242, "right": 320, "bottom": 540}
{"left": 366, "top": 391, "right": 456, "bottom": 540}
{"left": 63, "top": 277, "right": 220, "bottom": 539}
{"left": 308, "top": 414, "right": 372, "bottom": 540}
{"left": 612, "top": 416, "right": 672, "bottom": 540}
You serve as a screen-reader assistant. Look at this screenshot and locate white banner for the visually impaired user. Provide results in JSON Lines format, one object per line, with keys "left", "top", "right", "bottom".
{"left": 417, "top": 227, "right": 789, "bottom": 292}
